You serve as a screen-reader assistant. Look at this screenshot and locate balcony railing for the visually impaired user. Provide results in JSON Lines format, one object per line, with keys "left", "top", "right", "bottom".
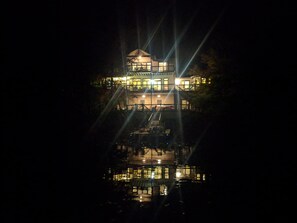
{"left": 125, "top": 84, "right": 174, "bottom": 92}
{"left": 127, "top": 104, "right": 175, "bottom": 111}
{"left": 127, "top": 65, "right": 175, "bottom": 72}
{"left": 123, "top": 103, "right": 194, "bottom": 111}
{"left": 94, "top": 81, "right": 205, "bottom": 92}
{"left": 124, "top": 84, "right": 202, "bottom": 92}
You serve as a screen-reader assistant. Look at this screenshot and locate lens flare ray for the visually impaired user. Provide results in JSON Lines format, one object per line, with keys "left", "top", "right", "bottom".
{"left": 179, "top": 8, "right": 226, "bottom": 78}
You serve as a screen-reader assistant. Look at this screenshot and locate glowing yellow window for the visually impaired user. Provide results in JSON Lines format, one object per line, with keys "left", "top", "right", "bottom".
{"left": 159, "top": 62, "right": 167, "bottom": 72}
{"left": 163, "top": 78, "right": 169, "bottom": 90}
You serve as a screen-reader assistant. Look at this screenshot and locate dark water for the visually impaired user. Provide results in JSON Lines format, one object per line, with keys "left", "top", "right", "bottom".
{"left": 88, "top": 111, "right": 218, "bottom": 223}
{"left": 50, "top": 110, "right": 295, "bottom": 223}
{"left": 98, "top": 146, "right": 213, "bottom": 223}
{"left": 98, "top": 181, "right": 213, "bottom": 223}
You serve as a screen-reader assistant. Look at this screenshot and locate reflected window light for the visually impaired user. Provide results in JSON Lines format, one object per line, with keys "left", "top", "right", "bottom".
{"left": 137, "top": 169, "right": 142, "bottom": 178}
{"left": 186, "top": 167, "right": 190, "bottom": 175}
{"left": 148, "top": 187, "right": 152, "bottom": 195}
{"left": 197, "top": 173, "right": 201, "bottom": 180}
{"left": 160, "top": 184, "right": 167, "bottom": 196}
{"left": 133, "top": 186, "right": 137, "bottom": 193}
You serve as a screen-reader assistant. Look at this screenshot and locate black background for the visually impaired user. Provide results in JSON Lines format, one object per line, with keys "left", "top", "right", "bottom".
{"left": 3, "top": 0, "right": 296, "bottom": 222}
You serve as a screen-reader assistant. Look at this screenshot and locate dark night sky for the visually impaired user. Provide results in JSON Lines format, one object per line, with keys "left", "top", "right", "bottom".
{"left": 53, "top": 0, "right": 297, "bottom": 86}
{"left": 58, "top": 0, "right": 247, "bottom": 73}
{"left": 58, "top": 0, "right": 228, "bottom": 73}
{"left": 4, "top": 0, "right": 296, "bottom": 78}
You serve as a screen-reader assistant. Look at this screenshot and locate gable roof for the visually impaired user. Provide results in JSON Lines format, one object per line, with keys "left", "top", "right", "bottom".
{"left": 127, "top": 49, "right": 150, "bottom": 57}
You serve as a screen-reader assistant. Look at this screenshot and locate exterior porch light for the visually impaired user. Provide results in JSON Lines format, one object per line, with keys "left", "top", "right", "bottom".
{"left": 175, "top": 78, "right": 181, "bottom": 85}
{"left": 176, "top": 171, "right": 181, "bottom": 178}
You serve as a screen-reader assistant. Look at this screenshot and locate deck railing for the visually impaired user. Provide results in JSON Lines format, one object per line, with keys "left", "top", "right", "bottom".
{"left": 127, "top": 65, "right": 175, "bottom": 72}
{"left": 109, "top": 84, "right": 202, "bottom": 92}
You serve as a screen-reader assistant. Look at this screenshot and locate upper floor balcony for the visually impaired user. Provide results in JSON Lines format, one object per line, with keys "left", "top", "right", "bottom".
{"left": 127, "top": 64, "right": 175, "bottom": 73}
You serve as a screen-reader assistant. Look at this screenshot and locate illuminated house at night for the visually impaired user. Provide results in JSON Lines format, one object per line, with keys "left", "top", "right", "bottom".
{"left": 96, "top": 49, "right": 210, "bottom": 110}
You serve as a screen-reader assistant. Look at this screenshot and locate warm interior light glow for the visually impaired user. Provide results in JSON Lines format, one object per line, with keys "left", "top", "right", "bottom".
{"left": 176, "top": 172, "right": 181, "bottom": 178}
{"left": 142, "top": 95, "right": 145, "bottom": 98}
{"left": 148, "top": 79, "right": 155, "bottom": 84}
{"left": 157, "top": 95, "right": 161, "bottom": 98}
{"left": 157, "top": 159, "right": 161, "bottom": 164}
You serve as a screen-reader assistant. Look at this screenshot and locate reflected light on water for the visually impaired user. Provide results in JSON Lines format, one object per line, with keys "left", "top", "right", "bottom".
{"left": 103, "top": 110, "right": 209, "bottom": 204}
{"left": 109, "top": 163, "right": 208, "bottom": 204}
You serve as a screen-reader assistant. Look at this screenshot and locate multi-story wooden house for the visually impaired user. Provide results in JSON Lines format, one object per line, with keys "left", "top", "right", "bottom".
{"left": 95, "top": 49, "right": 210, "bottom": 110}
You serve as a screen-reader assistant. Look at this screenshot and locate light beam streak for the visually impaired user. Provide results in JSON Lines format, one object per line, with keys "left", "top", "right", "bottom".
{"left": 179, "top": 8, "right": 226, "bottom": 78}
{"left": 88, "top": 87, "right": 124, "bottom": 133}
{"left": 142, "top": 14, "right": 166, "bottom": 51}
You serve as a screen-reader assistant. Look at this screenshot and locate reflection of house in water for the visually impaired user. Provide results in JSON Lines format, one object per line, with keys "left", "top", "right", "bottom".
{"left": 128, "top": 112, "right": 172, "bottom": 150}
{"left": 104, "top": 98, "right": 208, "bottom": 203}
{"left": 110, "top": 164, "right": 207, "bottom": 203}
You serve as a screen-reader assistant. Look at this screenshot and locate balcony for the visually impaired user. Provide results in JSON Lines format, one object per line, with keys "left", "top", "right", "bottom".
{"left": 127, "top": 65, "right": 175, "bottom": 73}
{"left": 126, "top": 84, "right": 174, "bottom": 92}
{"left": 124, "top": 83, "right": 201, "bottom": 92}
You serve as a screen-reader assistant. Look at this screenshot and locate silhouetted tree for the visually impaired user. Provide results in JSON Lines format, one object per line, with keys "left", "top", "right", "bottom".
{"left": 187, "top": 48, "right": 238, "bottom": 115}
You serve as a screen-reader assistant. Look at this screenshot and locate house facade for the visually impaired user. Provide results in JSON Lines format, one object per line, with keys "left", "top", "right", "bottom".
{"left": 96, "top": 49, "right": 210, "bottom": 111}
